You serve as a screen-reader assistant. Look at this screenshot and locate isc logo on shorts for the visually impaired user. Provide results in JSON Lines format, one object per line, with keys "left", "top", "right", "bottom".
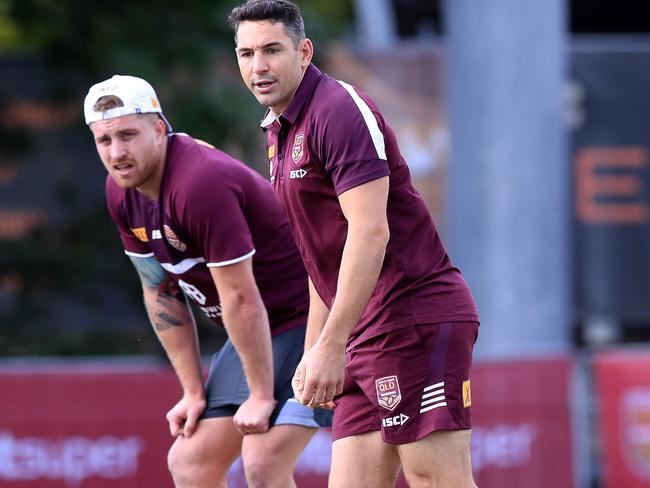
{"left": 375, "top": 375, "right": 402, "bottom": 411}
{"left": 382, "top": 413, "right": 409, "bottom": 428}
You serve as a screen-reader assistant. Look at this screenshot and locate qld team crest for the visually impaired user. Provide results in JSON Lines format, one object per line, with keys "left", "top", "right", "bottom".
{"left": 291, "top": 133, "right": 304, "bottom": 164}
{"left": 164, "top": 225, "right": 187, "bottom": 252}
{"left": 376, "top": 375, "right": 402, "bottom": 411}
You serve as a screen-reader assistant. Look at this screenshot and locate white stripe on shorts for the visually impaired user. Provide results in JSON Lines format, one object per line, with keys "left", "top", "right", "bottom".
{"left": 420, "top": 402, "right": 448, "bottom": 414}
{"left": 423, "top": 381, "right": 445, "bottom": 392}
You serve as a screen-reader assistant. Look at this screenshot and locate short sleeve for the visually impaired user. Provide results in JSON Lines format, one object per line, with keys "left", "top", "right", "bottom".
{"left": 176, "top": 170, "right": 255, "bottom": 267}
{"left": 317, "top": 81, "right": 391, "bottom": 195}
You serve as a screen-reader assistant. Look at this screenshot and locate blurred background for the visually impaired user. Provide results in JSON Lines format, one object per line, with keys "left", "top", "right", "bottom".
{"left": 1, "top": 0, "right": 649, "bottom": 486}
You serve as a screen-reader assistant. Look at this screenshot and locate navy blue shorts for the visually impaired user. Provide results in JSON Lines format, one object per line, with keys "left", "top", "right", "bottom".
{"left": 201, "top": 324, "right": 333, "bottom": 428}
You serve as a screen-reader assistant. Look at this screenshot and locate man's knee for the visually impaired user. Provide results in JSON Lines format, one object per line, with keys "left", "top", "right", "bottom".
{"left": 242, "top": 456, "right": 271, "bottom": 488}
{"left": 167, "top": 437, "right": 229, "bottom": 485}
{"left": 242, "top": 442, "right": 299, "bottom": 488}
{"left": 403, "top": 461, "right": 475, "bottom": 488}
{"left": 242, "top": 448, "right": 293, "bottom": 488}
{"left": 400, "top": 429, "right": 475, "bottom": 488}
{"left": 167, "top": 440, "right": 196, "bottom": 482}
{"left": 242, "top": 425, "right": 317, "bottom": 487}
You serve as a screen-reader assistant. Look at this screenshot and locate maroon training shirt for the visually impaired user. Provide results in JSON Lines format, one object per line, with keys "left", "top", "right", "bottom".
{"left": 106, "top": 133, "right": 309, "bottom": 335}
{"left": 263, "top": 64, "right": 479, "bottom": 348}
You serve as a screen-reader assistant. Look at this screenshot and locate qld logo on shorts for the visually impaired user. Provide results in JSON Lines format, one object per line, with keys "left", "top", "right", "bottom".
{"left": 291, "top": 133, "right": 304, "bottom": 164}
{"left": 163, "top": 225, "right": 187, "bottom": 252}
{"left": 375, "top": 375, "right": 402, "bottom": 411}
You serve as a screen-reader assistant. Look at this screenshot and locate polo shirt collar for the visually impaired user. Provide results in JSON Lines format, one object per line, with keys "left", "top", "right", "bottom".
{"left": 260, "top": 63, "right": 323, "bottom": 130}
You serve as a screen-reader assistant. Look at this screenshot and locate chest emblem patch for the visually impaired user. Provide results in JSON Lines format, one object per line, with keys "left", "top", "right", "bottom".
{"left": 375, "top": 375, "right": 402, "bottom": 411}
{"left": 268, "top": 144, "right": 276, "bottom": 159}
{"left": 131, "top": 227, "right": 148, "bottom": 242}
{"left": 291, "top": 133, "right": 305, "bottom": 164}
{"left": 164, "top": 225, "right": 187, "bottom": 252}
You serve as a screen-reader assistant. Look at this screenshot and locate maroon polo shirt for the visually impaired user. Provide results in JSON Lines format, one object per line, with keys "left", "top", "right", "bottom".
{"left": 263, "top": 64, "right": 478, "bottom": 348}
{"left": 106, "top": 133, "right": 309, "bottom": 335}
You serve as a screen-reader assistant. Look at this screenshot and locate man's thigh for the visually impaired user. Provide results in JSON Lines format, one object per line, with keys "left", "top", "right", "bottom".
{"left": 330, "top": 431, "right": 401, "bottom": 488}
{"left": 168, "top": 416, "right": 242, "bottom": 473}
{"left": 398, "top": 429, "right": 475, "bottom": 487}
{"left": 242, "top": 424, "right": 317, "bottom": 474}
{"left": 334, "top": 322, "right": 478, "bottom": 444}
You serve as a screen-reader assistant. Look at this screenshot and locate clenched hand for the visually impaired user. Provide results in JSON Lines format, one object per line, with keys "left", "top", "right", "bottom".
{"left": 292, "top": 340, "right": 344, "bottom": 409}
{"left": 166, "top": 393, "right": 207, "bottom": 438}
{"left": 233, "top": 396, "right": 276, "bottom": 435}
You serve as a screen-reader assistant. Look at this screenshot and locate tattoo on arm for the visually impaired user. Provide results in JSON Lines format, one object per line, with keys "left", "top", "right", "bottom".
{"left": 128, "top": 255, "right": 167, "bottom": 289}
{"left": 156, "top": 311, "right": 184, "bottom": 328}
{"left": 129, "top": 256, "right": 191, "bottom": 331}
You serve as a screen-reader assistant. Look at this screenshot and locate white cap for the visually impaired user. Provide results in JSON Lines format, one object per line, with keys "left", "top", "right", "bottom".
{"left": 83, "top": 75, "right": 172, "bottom": 132}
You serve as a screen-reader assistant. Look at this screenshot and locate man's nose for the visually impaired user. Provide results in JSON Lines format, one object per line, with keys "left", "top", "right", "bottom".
{"left": 252, "top": 52, "right": 268, "bottom": 74}
{"left": 109, "top": 141, "right": 127, "bottom": 161}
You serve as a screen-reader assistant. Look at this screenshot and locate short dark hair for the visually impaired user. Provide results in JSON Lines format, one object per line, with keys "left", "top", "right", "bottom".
{"left": 93, "top": 95, "right": 124, "bottom": 112}
{"left": 228, "top": 0, "right": 305, "bottom": 48}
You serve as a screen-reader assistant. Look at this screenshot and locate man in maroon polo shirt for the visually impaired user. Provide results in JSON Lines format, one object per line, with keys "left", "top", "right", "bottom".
{"left": 229, "top": 1, "right": 480, "bottom": 487}
{"left": 84, "top": 74, "right": 331, "bottom": 488}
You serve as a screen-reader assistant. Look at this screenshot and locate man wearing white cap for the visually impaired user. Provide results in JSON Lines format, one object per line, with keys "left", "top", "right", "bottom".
{"left": 84, "top": 75, "right": 331, "bottom": 488}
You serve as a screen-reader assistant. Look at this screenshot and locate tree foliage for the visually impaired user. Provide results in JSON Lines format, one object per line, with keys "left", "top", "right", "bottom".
{"left": 0, "top": 0, "right": 354, "bottom": 356}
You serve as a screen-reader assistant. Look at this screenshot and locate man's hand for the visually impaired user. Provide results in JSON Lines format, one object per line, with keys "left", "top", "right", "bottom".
{"left": 293, "top": 339, "right": 345, "bottom": 408}
{"left": 166, "top": 393, "right": 207, "bottom": 438}
{"left": 233, "top": 396, "right": 276, "bottom": 435}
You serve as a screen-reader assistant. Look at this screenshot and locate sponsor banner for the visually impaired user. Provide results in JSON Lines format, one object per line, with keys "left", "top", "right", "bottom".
{"left": 470, "top": 356, "right": 574, "bottom": 488}
{"left": 594, "top": 349, "right": 650, "bottom": 488}
{"left": 0, "top": 364, "right": 180, "bottom": 487}
{"left": 0, "top": 357, "right": 573, "bottom": 487}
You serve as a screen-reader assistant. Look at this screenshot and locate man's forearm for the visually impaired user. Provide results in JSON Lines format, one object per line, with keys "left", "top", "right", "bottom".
{"left": 318, "top": 177, "right": 390, "bottom": 349}
{"left": 319, "top": 226, "right": 387, "bottom": 348}
{"left": 305, "top": 277, "right": 329, "bottom": 351}
{"left": 142, "top": 283, "right": 205, "bottom": 396}
{"left": 221, "top": 295, "right": 274, "bottom": 399}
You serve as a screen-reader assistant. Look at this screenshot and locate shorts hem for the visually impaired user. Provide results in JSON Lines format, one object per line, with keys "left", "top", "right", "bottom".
{"left": 200, "top": 404, "right": 238, "bottom": 419}
{"left": 331, "top": 424, "right": 381, "bottom": 442}
{"left": 274, "top": 418, "right": 320, "bottom": 428}
{"left": 382, "top": 420, "right": 472, "bottom": 445}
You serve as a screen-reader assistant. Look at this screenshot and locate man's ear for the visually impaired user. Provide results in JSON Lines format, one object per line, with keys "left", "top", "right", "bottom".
{"left": 300, "top": 38, "right": 314, "bottom": 68}
{"left": 155, "top": 117, "right": 167, "bottom": 136}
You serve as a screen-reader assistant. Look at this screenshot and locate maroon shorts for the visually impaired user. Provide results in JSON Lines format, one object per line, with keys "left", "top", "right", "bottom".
{"left": 332, "top": 322, "right": 479, "bottom": 444}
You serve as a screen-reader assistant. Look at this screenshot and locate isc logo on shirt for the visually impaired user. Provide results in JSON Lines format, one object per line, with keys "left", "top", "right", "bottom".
{"left": 382, "top": 413, "right": 409, "bottom": 428}
{"left": 289, "top": 169, "right": 307, "bottom": 179}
